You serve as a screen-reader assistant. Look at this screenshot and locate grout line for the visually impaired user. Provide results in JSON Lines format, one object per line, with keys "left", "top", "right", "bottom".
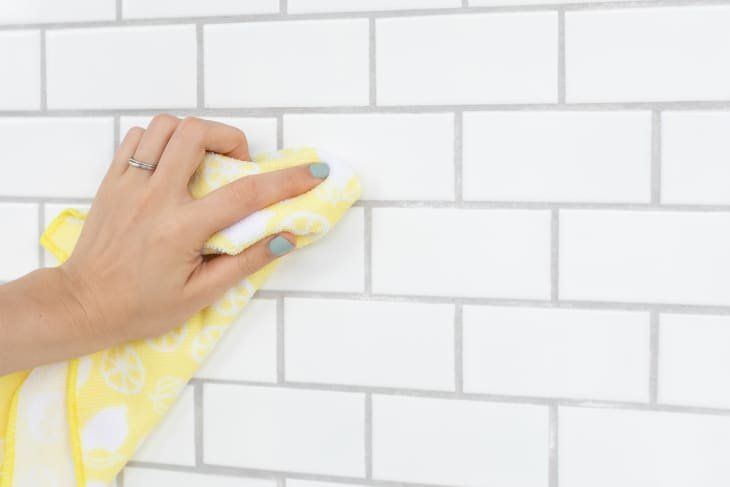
{"left": 364, "top": 206, "right": 373, "bottom": 294}
{"left": 549, "top": 405, "right": 559, "bottom": 487}
{"left": 196, "top": 23, "right": 205, "bottom": 109}
{"left": 37, "top": 203, "right": 45, "bottom": 267}
{"left": 4, "top": 0, "right": 730, "bottom": 30}
{"left": 454, "top": 305, "right": 463, "bottom": 393}
{"left": 39, "top": 29, "right": 47, "bottom": 111}
{"left": 365, "top": 393, "right": 373, "bottom": 479}
{"left": 557, "top": 9, "right": 565, "bottom": 103}
{"left": 369, "top": 17, "right": 377, "bottom": 106}
{"left": 649, "top": 311, "right": 660, "bottom": 404}
{"left": 278, "top": 477, "right": 287, "bottom": 487}
{"left": 651, "top": 110, "right": 662, "bottom": 203}
{"left": 277, "top": 296, "right": 286, "bottom": 383}
{"left": 194, "top": 381, "right": 205, "bottom": 466}
{"left": 276, "top": 113, "right": 284, "bottom": 150}
{"left": 117, "top": 469, "right": 124, "bottom": 487}
{"left": 114, "top": 115, "right": 121, "bottom": 150}
{"left": 281, "top": 0, "right": 288, "bottom": 14}
{"left": 195, "top": 377, "right": 730, "bottom": 417}
{"left": 454, "top": 111, "right": 463, "bottom": 204}
{"left": 550, "top": 209, "right": 560, "bottom": 302}
{"left": 116, "top": 0, "right": 122, "bottom": 20}
{"left": 462, "top": 0, "right": 469, "bottom": 6}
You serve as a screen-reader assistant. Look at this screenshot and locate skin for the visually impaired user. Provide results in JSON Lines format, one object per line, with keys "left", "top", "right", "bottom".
{"left": 0, "top": 114, "right": 325, "bottom": 375}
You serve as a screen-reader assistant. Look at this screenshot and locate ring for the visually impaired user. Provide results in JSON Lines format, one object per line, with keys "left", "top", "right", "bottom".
{"left": 128, "top": 157, "right": 158, "bottom": 171}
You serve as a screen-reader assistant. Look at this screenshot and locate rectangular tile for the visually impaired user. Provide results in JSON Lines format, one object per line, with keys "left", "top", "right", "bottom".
{"left": 0, "top": 204, "right": 39, "bottom": 281}
{"left": 0, "top": 0, "right": 114, "bottom": 24}
{"left": 123, "top": 0, "right": 278, "bottom": 18}
{"left": 289, "top": 0, "right": 459, "bottom": 13}
{"left": 0, "top": 31, "right": 40, "bottom": 110}
{"left": 124, "top": 467, "right": 275, "bottom": 487}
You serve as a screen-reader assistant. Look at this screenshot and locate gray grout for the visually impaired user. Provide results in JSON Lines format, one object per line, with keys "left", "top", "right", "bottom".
{"left": 39, "top": 29, "right": 47, "bottom": 111}
{"left": 369, "top": 18, "right": 377, "bottom": 106}
{"left": 116, "top": 0, "right": 122, "bottom": 20}
{"left": 280, "top": 0, "right": 288, "bottom": 14}
{"left": 196, "top": 24, "right": 205, "bottom": 109}
{"left": 37, "top": 203, "right": 45, "bottom": 267}
{"left": 651, "top": 110, "right": 663, "bottom": 203}
{"left": 454, "top": 305, "right": 464, "bottom": 393}
{"left": 194, "top": 381, "right": 205, "bottom": 466}
{"left": 454, "top": 111, "right": 463, "bottom": 204}
{"left": 114, "top": 116, "right": 120, "bottom": 150}
{"left": 549, "top": 405, "right": 559, "bottom": 487}
{"left": 365, "top": 393, "right": 373, "bottom": 479}
{"left": 276, "top": 114, "right": 284, "bottom": 150}
{"left": 650, "top": 311, "right": 660, "bottom": 404}
{"left": 557, "top": 9, "right": 565, "bottom": 103}
{"left": 277, "top": 296, "right": 286, "bottom": 383}
{"left": 550, "top": 209, "right": 560, "bottom": 302}
{"left": 364, "top": 207, "right": 373, "bottom": 294}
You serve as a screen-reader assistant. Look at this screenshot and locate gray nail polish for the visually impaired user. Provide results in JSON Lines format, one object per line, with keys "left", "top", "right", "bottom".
{"left": 269, "top": 235, "right": 294, "bottom": 256}
{"left": 309, "top": 162, "right": 330, "bottom": 179}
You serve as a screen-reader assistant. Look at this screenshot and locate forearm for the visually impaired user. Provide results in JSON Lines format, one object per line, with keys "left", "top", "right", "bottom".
{"left": 0, "top": 267, "right": 96, "bottom": 375}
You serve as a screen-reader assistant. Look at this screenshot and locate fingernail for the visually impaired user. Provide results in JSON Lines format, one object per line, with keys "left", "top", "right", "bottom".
{"left": 269, "top": 235, "right": 294, "bottom": 257}
{"left": 309, "top": 162, "right": 330, "bottom": 179}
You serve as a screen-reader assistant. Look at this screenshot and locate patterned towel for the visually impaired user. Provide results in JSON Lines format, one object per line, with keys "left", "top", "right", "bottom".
{"left": 0, "top": 147, "right": 361, "bottom": 487}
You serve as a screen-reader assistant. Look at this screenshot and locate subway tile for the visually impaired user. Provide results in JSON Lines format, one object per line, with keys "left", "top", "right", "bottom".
{"left": 376, "top": 12, "right": 558, "bottom": 105}
{"left": 659, "top": 314, "right": 730, "bottom": 409}
{"left": 132, "top": 385, "right": 195, "bottom": 466}
{"left": 285, "top": 298, "right": 455, "bottom": 390}
{"left": 372, "top": 208, "right": 551, "bottom": 299}
{"left": 289, "top": 0, "right": 459, "bottom": 13}
{"left": 195, "top": 299, "right": 277, "bottom": 383}
{"left": 464, "top": 306, "right": 650, "bottom": 401}
{"left": 47, "top": 26, "right": 197, "bottom": 109}
{"left": 124, "top": 467, "right": 275, "bottom": 487}
{"left": 560, "top": 407, "right": 730, "bottom": 487}
{"left": 123, "top": 0, "right": 278, "bottom": 19}
{"left": 205, "top": 20, "right": 369, "bottom": 108}
{"left": 0, "top": 0, "right": 115, "bottom": 24}
{"left": 262, "top": 207, "right": 365, "bottom": 293}
{"left": 463, "top": 111, "right": 652, "bottom": 202}
{"left": 0, "top": 31, "right": 40, "bottom": 110}
{"left": 560, "top": 210, "right": 730, "bottom": 305}
{"left": 284, "top": 113, "right": 454, "bottom": 201}
{"left": 566, "top": 6, "right": 730, "bottom": 102}
{"left": 373, "top": 395, "right": 549, "bottom": 486}
{"left": 0, "top": 118, "right": 113, "bottom": 197}
{"left": 662, "top": 111, "right": 730, "bottom": 204}
{"left": 204, "top": 384, "right": 365, "bottom": 476}
{"left": 0, "top": 204, "right": 39, "bottom": 281}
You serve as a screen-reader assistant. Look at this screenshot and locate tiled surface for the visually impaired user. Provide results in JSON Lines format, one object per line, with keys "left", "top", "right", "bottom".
{"left": 3, "top": 2, "right": 730, "bottom": 486}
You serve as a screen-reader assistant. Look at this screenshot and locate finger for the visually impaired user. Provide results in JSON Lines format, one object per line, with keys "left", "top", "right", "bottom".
{"left": 187, "top": 233, "right": 295, "bottom": 304}
{"left": 155, "top": 116, "right": 249, "bottom": 188}
{"left": 189, "top": 162, "right": 329, "bottom": 238}
{"left": 107, "top": 126, "right": 145, "bottom": 178}
{"left": 125, "top": 113, "right": 180, "bottom": 179}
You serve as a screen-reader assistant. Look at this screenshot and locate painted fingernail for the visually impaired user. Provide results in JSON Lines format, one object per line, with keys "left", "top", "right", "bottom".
{"left": 269, "top": 235, "right": 294, "bottom": 257}
{"left": 309, "top": 162, "right": 330, "bottom": 179}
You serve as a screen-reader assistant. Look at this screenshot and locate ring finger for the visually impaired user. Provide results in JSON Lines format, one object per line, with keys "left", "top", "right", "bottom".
{"left": 125, "top": 114, "right": 180, "bottom": 179}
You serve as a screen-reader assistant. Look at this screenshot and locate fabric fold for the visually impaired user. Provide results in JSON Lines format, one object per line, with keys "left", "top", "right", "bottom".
{"left": 0, "top": 147, "right": 361, "bottom": 486}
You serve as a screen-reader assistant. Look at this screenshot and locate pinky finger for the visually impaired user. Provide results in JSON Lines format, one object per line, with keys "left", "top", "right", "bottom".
{"left": 187, "top": 232, "right": 296, "bottom": 305}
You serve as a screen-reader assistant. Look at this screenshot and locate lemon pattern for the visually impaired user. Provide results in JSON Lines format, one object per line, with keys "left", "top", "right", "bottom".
{"left": 0, "top": 147, "right": 361, "bottom": 486}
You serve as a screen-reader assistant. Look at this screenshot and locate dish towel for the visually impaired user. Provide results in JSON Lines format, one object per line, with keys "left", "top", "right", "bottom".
{"left": 0, "top": 147, "right": 361, "bottom": 487}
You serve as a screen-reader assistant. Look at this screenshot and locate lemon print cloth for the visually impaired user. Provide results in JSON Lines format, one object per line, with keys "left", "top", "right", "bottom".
{"left": 0, "top": 147, "right": 361, "bottom": 487}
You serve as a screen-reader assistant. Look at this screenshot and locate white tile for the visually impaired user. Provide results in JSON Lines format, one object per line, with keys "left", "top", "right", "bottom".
{"left": 205, "top": 20, "right": 369, "bottom": 108}
{"left": 284, "top": 113, "right": 454, "bottom": 201}
{"left": 372, "top": 208, "right": 551, "bottom": 299}
{"left": 288, "top": 481, "right": 366, "bottom": 487}
{"left": 659, "top": 314, "right": 730, "bottom": 409}
{"left": 289, "top": 0, "right": 459, "bottom": 13}
{"left": 123, "top": 0, "right": 278, "bottom": 18}
{"left": 0, "top": 0, "right": 115, "bottom": 24}
{"left": 204, "top": 384, "right": 365, "bottom": 476}
{"left": 560, "top": 407, "right": 730, "bottom": 487}
{"left": 566, "top": 6, "right": 730, "bottom": 102}
{"left": 124, "top": 467, "right": 275, "bottom": 487}
{"left": 560, "top": 210, "right": 730, "bottom": 305}
{"left": 132, "top": 385, "right": 195, "bottom": 466}
{"left": 263, "top": 207, "right": 364, "bottom": 293}
{"left": 463, "top": 111, "right": 652, "bottom": 202}
{"left": 47, "top": 26, "right": 196, "bottom": 109}
{"left": 43, "top": 203, "right": 90, "bottom": 266}
{"left": 0, "top": 118, "right": 113, "bottom": 197}
{"left": 120, "top": 116, "right": 278, "bottom": 157}
{"left": 373, "top": 395, "right": 549, "bottom": 486}
{"left": 662, "top": 111, "right": 730, "bottom": 204}
{"left": 464, "top": 306, "right": 650, "bottom": 401}
{"left": 0, "top": 204, "right": 39, "bottom": 281}
{"left": 196, "top": 299, "right": 277, "bottom": 383}
{"left": 376, "top": 12, "right": 557, "bottom": 105}
{"left": 473, "top": 0, "right": 643, "bottom": 4}
{"left": 0, "top": 31, "right": 40, "bottom": 110}
{"left": 285, "top": 298, "right": 454, "bottom": 390}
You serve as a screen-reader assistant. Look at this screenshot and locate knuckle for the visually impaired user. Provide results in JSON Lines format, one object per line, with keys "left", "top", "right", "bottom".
{"left": 124, "top": 126, "right": 145, "bottom": 141}
{"left": 229, "top": 176, "right": 257, "bottom": 204}
{"left": 177, "top": 116, "right": 206, "bottom": 143}
{"left": 149, "top": 113, "right": 179, "bottom": 133}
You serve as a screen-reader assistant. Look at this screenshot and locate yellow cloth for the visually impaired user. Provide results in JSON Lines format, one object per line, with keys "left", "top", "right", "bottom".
{"left": 0, "top": 147, "right": 361, "bottom": 487}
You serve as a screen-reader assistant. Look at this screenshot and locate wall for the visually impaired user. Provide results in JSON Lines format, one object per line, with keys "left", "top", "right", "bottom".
{"left": 2, "top": 0, "right": 730, "bottom": 486}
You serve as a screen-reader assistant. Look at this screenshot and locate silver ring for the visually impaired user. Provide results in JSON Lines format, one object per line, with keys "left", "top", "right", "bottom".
{"left": 128, "top": 157, "right": 158, "bottom": 171}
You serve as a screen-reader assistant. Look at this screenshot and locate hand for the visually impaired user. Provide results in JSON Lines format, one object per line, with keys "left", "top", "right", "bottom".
{"left": 58, "top": 114, "right": 326, "bottom": 349}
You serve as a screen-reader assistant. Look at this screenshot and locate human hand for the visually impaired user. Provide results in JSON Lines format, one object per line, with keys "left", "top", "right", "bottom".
{"left": 58, "top": 114, "right": 327, "bottom": 349}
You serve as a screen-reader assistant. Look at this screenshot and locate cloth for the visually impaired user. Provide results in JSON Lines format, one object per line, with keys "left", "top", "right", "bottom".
{"left": 0, "top": 147, "right": 361, "bottom": 487}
